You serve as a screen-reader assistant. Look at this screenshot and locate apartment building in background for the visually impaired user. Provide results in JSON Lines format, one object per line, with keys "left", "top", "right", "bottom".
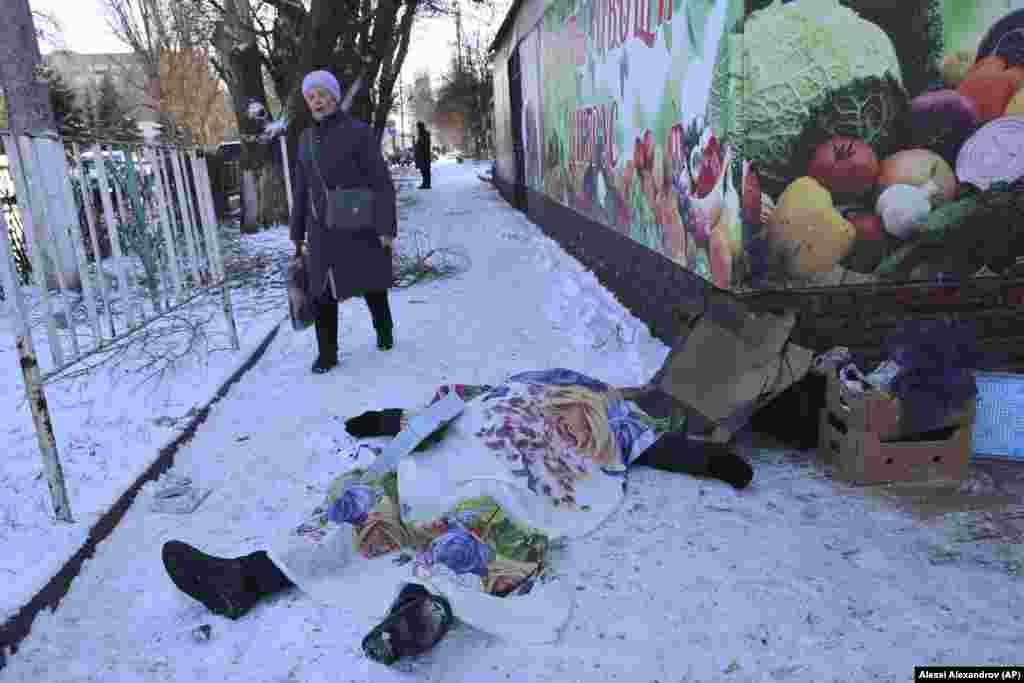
{"left": 43, "top": 49, "right": 160, "bottom": 140}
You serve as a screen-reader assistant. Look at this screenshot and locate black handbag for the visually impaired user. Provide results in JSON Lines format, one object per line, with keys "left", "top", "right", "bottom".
{"left": 308, "top": 135, "right": 376, "bottom": 232}
{"left": 286, "top": 255, "right": 316, "bottom": 331}
{"left": 361, "top": 583, "right": 453, "bottom": 666}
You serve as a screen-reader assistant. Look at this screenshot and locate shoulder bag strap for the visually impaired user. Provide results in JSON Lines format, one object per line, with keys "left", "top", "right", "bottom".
{"left": 304, "top": 133, "right": 319, "bottom": 222}
{"left": 309, "top": 133, "right": 329, "bottom": 194}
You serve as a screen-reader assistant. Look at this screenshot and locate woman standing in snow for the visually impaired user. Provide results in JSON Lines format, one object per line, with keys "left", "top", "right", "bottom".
{"left": 290, "top": 70, "right": 398, "bottom": 373}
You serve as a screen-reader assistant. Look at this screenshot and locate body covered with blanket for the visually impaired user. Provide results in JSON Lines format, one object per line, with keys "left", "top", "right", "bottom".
{"left": 162, "top": 368, "right": 753, "bottom": 656}
{"left": 268, "top": 369, "right": 663, "bottom": 643}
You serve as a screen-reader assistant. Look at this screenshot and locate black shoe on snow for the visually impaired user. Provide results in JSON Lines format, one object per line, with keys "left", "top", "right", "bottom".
{"left": 708, "top": 452, "right": 755, "bottom": 490}
{"left": 162, "top": 541, "right": 258, "bottom": 619}
{"left": 345, "top": 409, "right": 404, "bottom": 438}
{"left": 376, "top": 328, "right": 394, "bottom": 351}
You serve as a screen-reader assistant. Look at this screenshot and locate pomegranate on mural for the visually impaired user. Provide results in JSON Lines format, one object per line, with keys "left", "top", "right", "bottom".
{"left": 523, "top": 0, "right": 1024, "bottom": 292}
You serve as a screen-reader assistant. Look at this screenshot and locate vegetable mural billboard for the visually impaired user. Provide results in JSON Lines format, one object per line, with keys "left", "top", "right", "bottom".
{"left": 527, "top": 0, "right": 1024, "bottom": 292}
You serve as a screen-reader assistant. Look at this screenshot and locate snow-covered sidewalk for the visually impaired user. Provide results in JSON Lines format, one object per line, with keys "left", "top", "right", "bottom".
{"left": 0, "top": 219, "right": 295, "bottom": 624}
{"left": 3, "top": 161, "right": 1022, "bottom": 682}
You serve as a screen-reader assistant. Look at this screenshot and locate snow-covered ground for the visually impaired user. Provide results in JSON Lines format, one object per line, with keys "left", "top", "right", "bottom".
{"left": 0, "top": 219, "right": 292, "bottom": 624}
{"left": 2, "top": 160, "right": 1022, "bottom": 681}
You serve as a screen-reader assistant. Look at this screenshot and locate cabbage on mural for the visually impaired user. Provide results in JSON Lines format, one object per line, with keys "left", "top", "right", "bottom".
{"left": 527, "top": 0, "right": 1024, "bottom": 291}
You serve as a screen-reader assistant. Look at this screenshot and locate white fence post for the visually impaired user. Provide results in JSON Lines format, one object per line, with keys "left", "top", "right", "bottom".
{"left": 22, "top": 137, "right": 81, "bottom": 359}
{"left": 71, "top": 142, "right": 116, "bottom": 340}
{"left": 168, "top": 149, "right": 203, "bottom": 287}
{"left": 107, "top": 145, "right": 148, "bottom": 323}
{"left": 49, "top": 138, "right": 102, "bottom": 344}
{"left": 175, "top": 150, "right": 203, "bottom": 283}
{"left": 2, "top": 133, "right": 65, "bottom": 367}
{"left": 280, "top": 135, "right": 293, "bottom": 215}
{"left": 186, "top": 150, "right": 214, "bottom": 281}
{"left": 0, "top": 207, "right": 74, "bottom": 523}
{"left": 195, "top": 153, "right": 239, "bottom": 350}
{"left": 193, "top": 152, "right": 222, "bottom": 280}
{"left": 184, "top": 150, "right": 211, "bottom": 285}
{"left": 181, "top": 149, "right": 209, "bottom": 283}
{"left": 144, "top": 145, "right": 182, "bottom": 305}
{"left": 91, "top": 143, "right": 137, "bottom": 329}
{"left": 152, "top": 147, "right": 185, "bottom": 302}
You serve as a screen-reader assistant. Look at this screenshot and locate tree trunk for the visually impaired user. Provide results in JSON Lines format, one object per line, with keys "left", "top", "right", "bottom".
{"left": 257, "top": 161, "right": 289, "bottom": 227}
{"left": 371, "top": 0, "right": 418, "bottom": 139}
{"left": 0, "top": 0, "right": 82, "bottom": 291}
{"left": 240, "top": 170, "right": 260, "bottom": 230}
{"left": 214, "top": 0, "right": 273, "bottom": 234}
{"left": 0, "top": 1, "right": 53, "bottom": 135}
{"left": 284, "top": 0, "right": 345, "bottom": 187}
{"left": 205, "top": 151, "right": 229, "bottom": 221}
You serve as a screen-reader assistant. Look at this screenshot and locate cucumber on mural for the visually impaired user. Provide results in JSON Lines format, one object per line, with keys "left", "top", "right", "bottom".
{"left": 525, "top": 0, "right": 1024, "bottom": 292}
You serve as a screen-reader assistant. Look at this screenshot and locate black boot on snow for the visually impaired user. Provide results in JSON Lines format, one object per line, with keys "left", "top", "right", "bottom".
{"left": 345, "top": 409, "right": 404, "bottom": 438}
{"left": 162, "top": 541, "right": 293, "bottom": 619}
{"left": 708, "top": 452, "right": 755, "bottom": 490}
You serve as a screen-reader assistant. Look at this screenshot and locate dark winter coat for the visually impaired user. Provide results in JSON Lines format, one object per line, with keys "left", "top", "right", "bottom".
{"left": 414, "top": 129, "right": 432, "bottom": 170}
{"left": 289, "top": 110, "right": 397, "bottom": 300}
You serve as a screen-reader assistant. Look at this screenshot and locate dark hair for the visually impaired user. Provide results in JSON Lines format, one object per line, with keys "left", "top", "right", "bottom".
{"left": 417, "top": 121, "right": 426, "bottom": 131}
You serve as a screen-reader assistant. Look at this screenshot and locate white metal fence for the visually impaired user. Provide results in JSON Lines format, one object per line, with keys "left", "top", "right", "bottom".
{"left": 0, "top": 130, "right": 239, "bottom": 523}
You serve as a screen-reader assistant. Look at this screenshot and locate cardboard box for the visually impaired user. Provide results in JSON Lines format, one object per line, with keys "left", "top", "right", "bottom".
{"left": 819, "top": 373, "right": 976, "bottom": 485}
{"left": 822, "top": 370, "right": 972, "bottom": 441}
{"left": 656, "top": 309, "right": 814, "bottom": 441}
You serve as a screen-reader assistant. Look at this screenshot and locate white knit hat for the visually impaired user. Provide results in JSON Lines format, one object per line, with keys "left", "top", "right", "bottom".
{"left": 302, "top": 70, "right": 341, "bottom": 102}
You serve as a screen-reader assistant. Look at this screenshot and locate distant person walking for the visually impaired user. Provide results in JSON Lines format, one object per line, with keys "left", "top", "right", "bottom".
{"left": 414, "top": 121, "right": 432, "bottom": 189}
{"left": 289, "top": 69, "right": 398, "bottom": 374}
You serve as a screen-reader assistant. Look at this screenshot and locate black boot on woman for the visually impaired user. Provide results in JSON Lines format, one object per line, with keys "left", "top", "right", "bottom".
{"left": 634, "top": 432, "right": 754, "bottom": 489}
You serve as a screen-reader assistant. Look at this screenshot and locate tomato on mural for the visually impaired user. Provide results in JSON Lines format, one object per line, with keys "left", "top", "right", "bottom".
{"left": 521, "top": 0, "right": 1024, "bottom": 292}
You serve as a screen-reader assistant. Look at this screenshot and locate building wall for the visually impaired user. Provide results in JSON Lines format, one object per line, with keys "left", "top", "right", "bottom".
{"left": 491, "top": 0, "right": 550, "bottom": 186}
{"left": 488, "top": 0, "right": 1024, "bottom": 360}
{"left": 491, "top": 43, "right": 515, "bottom": 186}
{"left": 491, "top": 0, "right": 1024, "bottom": 296}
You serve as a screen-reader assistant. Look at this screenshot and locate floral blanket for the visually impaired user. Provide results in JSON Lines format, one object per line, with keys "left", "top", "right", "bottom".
{"left": 267, "top": 369, "right": 660, "bottom": 644}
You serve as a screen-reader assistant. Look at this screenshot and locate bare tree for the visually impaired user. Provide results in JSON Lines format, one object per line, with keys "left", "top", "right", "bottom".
{"left": 0, "top": 1, "right": 57, "bottom": 136}
{"left": 433, "top": 26, "right": 492, "bottom": 158}
{"left": 211, "top": 0, "right": 278, "bottom": 232}
{"left": 159, "top": 48, "right": 235, "bottom": 145}
{"left": 32, "top": 8, "right": 67, "bottom": 50}
{"left": 410, "top": 68, "right": 435, "bottom": 128}
{"left": 103, "top": 0, "right": 490, "bottom": 233}
{"left": 216, "top": 0, "right": 444, "bottom": 232}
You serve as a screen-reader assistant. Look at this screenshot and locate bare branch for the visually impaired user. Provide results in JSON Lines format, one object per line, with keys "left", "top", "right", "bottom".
{"left": 32, "top": 9, "right": 67, "bottom": 50}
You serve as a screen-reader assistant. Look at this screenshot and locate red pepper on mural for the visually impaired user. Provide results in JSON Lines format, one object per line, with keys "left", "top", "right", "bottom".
{"left": 668, "top": 124, "right": 686, "bottom": 173}
{"left": 694, "top": 135, "right": 723, "bottom": 199}
{"left": 633, "top": 130, "right": 655, "bottom": 176}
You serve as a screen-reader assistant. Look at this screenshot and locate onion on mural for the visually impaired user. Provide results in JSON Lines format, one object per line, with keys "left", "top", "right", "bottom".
{"left": 521, "top": 0, "right": 1024, "bottom": 291}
